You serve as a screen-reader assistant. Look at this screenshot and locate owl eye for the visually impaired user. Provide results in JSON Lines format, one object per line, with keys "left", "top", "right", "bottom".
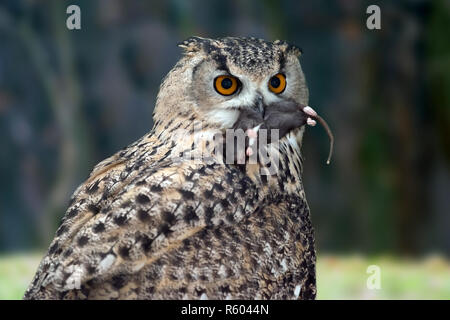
{"left": 268, "top": 73, "right": 286, "bottom": 94}
{"left": 214, "top": 75, "right": 239, "bottom": 96}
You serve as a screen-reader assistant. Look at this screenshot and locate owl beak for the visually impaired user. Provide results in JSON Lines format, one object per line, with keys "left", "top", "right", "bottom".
{"left": 254, "top": 94, "right": 265, "bottom": 117}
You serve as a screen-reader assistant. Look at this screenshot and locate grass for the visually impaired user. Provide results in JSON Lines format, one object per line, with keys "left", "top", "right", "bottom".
{"left": 316, "top": 254, "right": 450, "bottom": 299}
{"left": 0, "top": 253, "right": 42, "bottom": 300}
{"left": 0, "top": 252, "right": 449, "bottom": 300}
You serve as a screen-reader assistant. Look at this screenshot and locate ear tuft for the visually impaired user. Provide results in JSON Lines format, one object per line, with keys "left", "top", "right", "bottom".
{"left": 274, "top": 40, "right": 303, "bottom": 57}
{"left": 178, "top": 37, "right": 201, "bottom": 52}
{"left": 178, "top": 36, "right": 213, "bottom": 54}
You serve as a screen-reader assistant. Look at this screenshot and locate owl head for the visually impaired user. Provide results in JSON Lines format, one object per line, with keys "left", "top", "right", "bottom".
{"left": 153, "top": 36, "right": 309, "bottom": 132}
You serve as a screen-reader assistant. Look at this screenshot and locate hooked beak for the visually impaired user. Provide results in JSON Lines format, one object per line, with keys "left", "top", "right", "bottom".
{"left": 253, "top": 94, "right": 265, "bottom": 117}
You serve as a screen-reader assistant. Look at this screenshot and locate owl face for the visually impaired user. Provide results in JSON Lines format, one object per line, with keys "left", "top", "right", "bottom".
{"left": 179, "top": 37, "right": 310, "bottom": 129}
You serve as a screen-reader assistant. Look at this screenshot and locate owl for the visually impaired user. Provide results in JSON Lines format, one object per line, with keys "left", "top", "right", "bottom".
{"left": 24, "top": 36, "right": 319, "bottom": 300}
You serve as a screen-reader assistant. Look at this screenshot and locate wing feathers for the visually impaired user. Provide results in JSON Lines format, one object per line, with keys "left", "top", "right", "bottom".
{"left": 24, "top": 137, "right": 263, "bottom": 298}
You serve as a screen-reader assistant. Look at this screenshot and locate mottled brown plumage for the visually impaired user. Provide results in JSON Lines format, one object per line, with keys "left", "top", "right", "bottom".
{"left": 24, "top": 36, "right": 317, "bottom": 300}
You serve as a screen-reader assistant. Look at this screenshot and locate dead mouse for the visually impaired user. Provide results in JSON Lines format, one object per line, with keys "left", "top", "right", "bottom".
{"left": 232, "top": 100, "right": 334, "bottom": 164}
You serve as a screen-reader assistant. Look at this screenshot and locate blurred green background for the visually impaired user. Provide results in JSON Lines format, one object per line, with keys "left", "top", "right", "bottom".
{"left": 0, "top": 0, "right": 449, "bottom": 299}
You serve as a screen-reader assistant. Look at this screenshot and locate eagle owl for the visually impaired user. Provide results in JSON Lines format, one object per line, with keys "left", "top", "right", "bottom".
{"left": 24, "top": 37, "right": 318, "bottom": 300}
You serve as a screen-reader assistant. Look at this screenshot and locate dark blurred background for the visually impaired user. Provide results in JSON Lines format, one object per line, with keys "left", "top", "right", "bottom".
{"left": 0, "top": 0, "right": 449, "bottom": 258}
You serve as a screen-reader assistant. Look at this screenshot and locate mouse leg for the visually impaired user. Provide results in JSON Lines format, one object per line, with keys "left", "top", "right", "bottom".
{"left": 303, "top": 106, "right": 317, "bottom": 126}
{"left": 229, "top": 108, "right": 264, "bottom": 164}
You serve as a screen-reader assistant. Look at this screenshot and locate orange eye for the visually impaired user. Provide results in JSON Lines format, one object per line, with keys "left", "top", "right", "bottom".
{"left": 214, "top": 75, "right": 239, "bottom": 96}
{"left": 268, "top": 73, "right": 286, "bottom": 94}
